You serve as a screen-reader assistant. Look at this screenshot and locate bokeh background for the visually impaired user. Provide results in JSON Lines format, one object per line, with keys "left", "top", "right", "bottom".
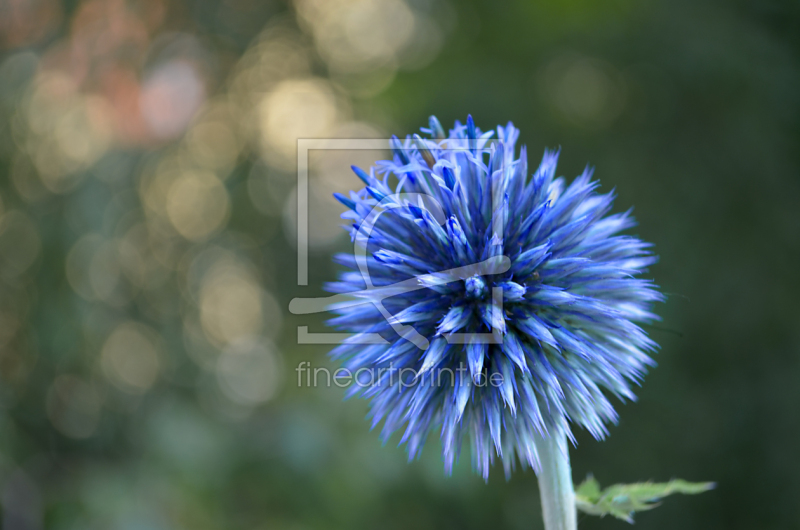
{"left": 0, "top": 0, "right": 798, "bottom": 528}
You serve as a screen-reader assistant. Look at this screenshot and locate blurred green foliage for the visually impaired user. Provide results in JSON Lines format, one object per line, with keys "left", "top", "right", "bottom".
{"left": 0, "top": 0, "right": 798, "bottom": 529}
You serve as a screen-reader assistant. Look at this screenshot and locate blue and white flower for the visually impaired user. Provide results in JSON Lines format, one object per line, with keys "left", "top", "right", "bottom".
{"left": 326, "top": 116, "right": 663, "bottom": 479}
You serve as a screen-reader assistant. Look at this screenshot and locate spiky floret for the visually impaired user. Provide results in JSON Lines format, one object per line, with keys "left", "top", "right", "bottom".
{"left": 326, "top": 116, "right": 663, "bottom": 479}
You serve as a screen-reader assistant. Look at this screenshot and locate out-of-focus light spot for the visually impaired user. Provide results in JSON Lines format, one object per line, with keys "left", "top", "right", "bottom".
{"left": 166, "top": 170, "right": 230, "bottom": 241}
{"left": 281, "top": 122, "right": 385, "bottom": 249}
{"left": 341, "top": 0, "right": 415, "bottom": 64}
{"left": 25, "top": 73, "right": 77, "bottom": 135}
{"left": 199, "top": 263, "right": 276, "bottom": 346}
{"left": 0, "top": 210, "right": 41, "bottom": 278}
{"left": 215, "top": 337, "right": 282, "bottom": 406}
{"left": 23, "top": 73, "right": 113, "bottom": 190}
{"left": 229, "top": 28, "right": 311, "bottom": 110}
{"left": 140, "top": 60, "right": 206, "bottom": 141}
{"left": 185, "top": 115, "right": 241, "bottom": 175}
{"left": 101, "top": 322, "right": 161, "bottom": 393}
{"left": 46, "top": 375, "right": 102, "bottom": 439}
{"left": 98, "top": 65, "right": 150, "bottom": 146}
{"left": 539, "top": 53, "right": 626, "bottom": 129}
{"left": 139, "top": 154, "right": 180, "bottom": 223}
{"left": 258, "top": 78, "right": 345, "bottom": 170}
{"left": 183, "top": 242, "right": 268, "bottom": 301}
{"left": 54, "top": 96, "right": 112, "bottom": 163}
{"left": 182, "top": 246, "right": 233, "bottom": 301}
{"left": 296, "top": 0, "right": 415, "bottom": 74}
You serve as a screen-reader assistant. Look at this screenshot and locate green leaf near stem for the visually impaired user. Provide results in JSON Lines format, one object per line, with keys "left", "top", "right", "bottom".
{"left": 575, "top": 476, "right": 715, "bottom": 523}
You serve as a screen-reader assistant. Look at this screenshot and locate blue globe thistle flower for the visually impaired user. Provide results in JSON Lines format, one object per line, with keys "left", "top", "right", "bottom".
{"left": 326, "top": 116, "right": 663, "bottom": 479}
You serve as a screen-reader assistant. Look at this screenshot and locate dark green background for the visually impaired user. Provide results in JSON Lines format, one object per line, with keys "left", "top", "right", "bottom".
{"left": 1, "top": 0, "right": 798, "bottom": 528}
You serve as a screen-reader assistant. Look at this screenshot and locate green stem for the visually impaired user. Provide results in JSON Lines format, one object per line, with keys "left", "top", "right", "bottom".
{"left": 534, "top": 431, "right": 577, "bottom": 530}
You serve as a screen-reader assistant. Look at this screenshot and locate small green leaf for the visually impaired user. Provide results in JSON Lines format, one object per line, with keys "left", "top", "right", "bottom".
{"left": 575, "top": 476, "right": 715, "bottom": 523}
{"left": 574, "top": 475, "right": 602, "bottom": 501}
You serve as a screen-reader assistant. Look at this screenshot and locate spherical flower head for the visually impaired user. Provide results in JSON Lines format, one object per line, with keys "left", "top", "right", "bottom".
{"left": 326, "top": 116, "right": 663, "bottom": 479}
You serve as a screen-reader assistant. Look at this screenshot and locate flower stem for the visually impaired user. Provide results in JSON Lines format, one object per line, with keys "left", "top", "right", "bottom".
{"left": 534, "top": 431, "right": 577, "bottom": 530}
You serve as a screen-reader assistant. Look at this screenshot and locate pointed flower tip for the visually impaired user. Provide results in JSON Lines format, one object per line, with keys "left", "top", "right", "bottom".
{"left": 351, "top": 165, "right": 371, "bottom": 185}
{"left": 428, "top": 115, "right": 445, "bottom": 139}
{"left": 333, "top": 192, "right": 356, "bottom": 210}
{"left": 466, "top": 114, "right": 476, "bottom": 140}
